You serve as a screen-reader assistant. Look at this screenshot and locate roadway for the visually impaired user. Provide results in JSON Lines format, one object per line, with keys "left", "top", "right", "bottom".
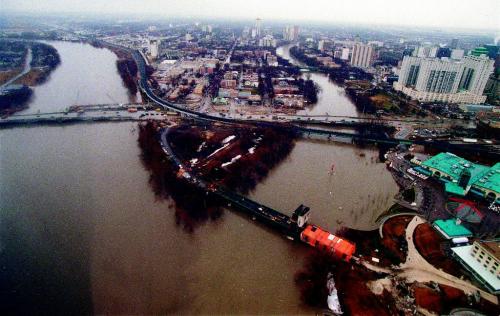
{"left": 0, "top": 107, "right": 171, "bottom": 127}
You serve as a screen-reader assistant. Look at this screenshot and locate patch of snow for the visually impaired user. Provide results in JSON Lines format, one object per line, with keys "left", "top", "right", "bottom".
{"left": 248, "top": 146, "right": 256, "bottom": 154}
{"left": 197, "top": 141, "right": 206, "bottom": 152}
{"left": 207, "top": 143, "right": 230, "bottom": 158}
{"left": 326, "top": 273, "right": 343, "bottom": 314}
{"left": 222, "top": 135, "right": 236, "bottom": 144}
{"left": 221, "top": 155, "right": 242, "bottom": 168}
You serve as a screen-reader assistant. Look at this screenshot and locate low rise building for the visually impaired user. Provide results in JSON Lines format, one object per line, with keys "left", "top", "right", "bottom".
{"left": 452, "top": 240, "right": 500, "bottom": 294}
{"left": 416, "top": 152, "right": 499, "bottom": 203}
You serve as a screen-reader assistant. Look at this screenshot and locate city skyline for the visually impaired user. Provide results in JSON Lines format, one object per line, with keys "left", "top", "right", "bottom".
{"left": 2, "top": 0, "right": 500, "bottom": 31}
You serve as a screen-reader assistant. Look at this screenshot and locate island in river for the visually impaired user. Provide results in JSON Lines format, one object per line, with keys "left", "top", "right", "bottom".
{"left": 0, "top": 40, "right": 60, "bottom": 114}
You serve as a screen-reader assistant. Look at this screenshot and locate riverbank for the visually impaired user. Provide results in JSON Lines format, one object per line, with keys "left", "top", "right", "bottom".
{"left": 295, "top": 214, "right": 498, "bottom": 314}
{"left": 0, "top": 41, "right": 60, "bottom": 114}
{"left": 14, "top": 42, "right": 60, "bottom": 86}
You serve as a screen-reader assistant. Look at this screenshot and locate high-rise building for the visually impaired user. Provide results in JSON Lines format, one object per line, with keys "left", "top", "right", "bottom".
{"left": 283, "top": 25, "right": 299, "bottom": 41}
{"left": 149, "top": 39, "right": 159, "bottom": 58}
{"left": 451, "top": 49, "right": 465, "bottom": 60}
{"left": 341, "top": 48, "right": 350, "bottom": 61}
{"left": 394, "top": 53, "right": 494, "bottom": 103}
{"left": 258, "top": 35, "right": 277, "bottom": 47}
{"left": 350, "top": 43, "right": 373, "bottom": 69}
{"left": 318, "top": 40, "right": 325, "bottom": 51}
{"left": 255, "top": 18, "right": 262, "bottom": 38}
{"left": 437, "top": 47, "right": 451, "bottom": 58}
{"left": 450, "top": 38, "right": 459, "bottom": 49}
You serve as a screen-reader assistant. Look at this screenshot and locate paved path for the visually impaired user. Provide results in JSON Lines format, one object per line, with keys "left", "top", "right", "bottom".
{"left": 1, "top": 48, "right": 32, "bottom": 88}
{"left": 397, "top": 216, "right": 498, "bottom": 304}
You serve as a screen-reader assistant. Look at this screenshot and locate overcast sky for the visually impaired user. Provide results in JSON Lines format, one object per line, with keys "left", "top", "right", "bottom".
{"left": 2, "top": 0, "right": 500, "bottom": 30}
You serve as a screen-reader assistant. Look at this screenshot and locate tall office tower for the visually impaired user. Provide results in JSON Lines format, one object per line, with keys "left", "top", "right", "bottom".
{"left": 341, "top": 47, "right": 350, "bottom": 60}
{"left": 437, "top": 47, "right": 451, "bottom": 58}
{"left": 292, "top": 25, "right": 300, "bottom": 41}
{"left": 318, "top": 40, "right": 325, "bottom": 51}
{"left": 451, "top": 49, "right": 465, "bottom": 60}
{"left": 394, "top": 53, "right": 494, "bottom": 103}
{"left": 255, "top": 18, "right": 262, "bottom": 38}
{"left": 149, "top": 39, "right": 159, "bottom": 58}
{"left": 283, "top": 25, "right": 300, "bottom": 41}
{"left": 350, "top": 43, "right": 373, "bottom": 69}
{"left": 459, "top": 55, "right": 495, "bottom": 95}
{"left": 450, "top": 38, "right": 459, "bottom": 49}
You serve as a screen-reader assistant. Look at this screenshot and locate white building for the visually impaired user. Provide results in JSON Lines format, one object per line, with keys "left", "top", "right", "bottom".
{"left": 258, "top": 35, "right": 277, "bottom": 48}
{"left": 318, "top": 40, "right": 325, "bottom": 51}
{"left": 394, "top": 54, "right": 494, "bottom": 104}
{"left": 413, "top": 46, "right": 439, "bottom": 58}
{"left": 149, "top": 39, "right": 159, "bottom": 58}
{"left": 283, "top": 25, "right": 300, "bottom": 41}
{"left": 255, "top": 18, "right": 262, "bottom": 38}
{"left": 350, "top": 43, "right": 373, "bottom": 69}
{"left": 451, "top": 49, "right": 465, "bottom": 60}
{"left": 452, "top": 240, "right": 500, "bottom": 294}
{"left": 341, "top": 48, "right": 350, "bottom": 61}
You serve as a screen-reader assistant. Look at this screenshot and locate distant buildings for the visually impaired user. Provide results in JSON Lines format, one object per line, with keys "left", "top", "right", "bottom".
{"left": 255, "top": 18, "right": 262, "bottom": 38}
{"left": 350, "top": 42, "right": 373, "bottom": 69}
{"left": 258, "top": 35, "right": 277, "bottom": 48}
{"left": 394, "top": 51, "right": 495, "bottom": 104}
{"left": 413, "top": 45, "right": 439, "bottom": 58}
{"left": 283, "top": 25, "right": 300, "bottom": 41}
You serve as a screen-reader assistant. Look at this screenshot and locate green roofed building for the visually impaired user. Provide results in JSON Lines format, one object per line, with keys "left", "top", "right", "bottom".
{"left": 470, "top": 47, "right": 489, "bottom": 57}
{"left": 433, "top": 219, "right": 473, "bottom": 239}
{"left": 419, "top": 152, "right": 500, "bottom": 203}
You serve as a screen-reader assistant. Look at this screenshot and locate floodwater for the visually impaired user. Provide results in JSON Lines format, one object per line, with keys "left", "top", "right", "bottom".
{"left": 20, "top": 41, "right": 130, "bottom": 114}
{"left": 276, "top": 44, "right": 359, "bottom": 117}
{"left": 0, "top": 41, "right": 398, "bottom": 314}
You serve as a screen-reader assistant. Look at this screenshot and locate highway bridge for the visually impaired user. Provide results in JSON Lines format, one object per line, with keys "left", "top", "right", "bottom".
{"left": 0, "top": 108, "right": 168, "bottom": 127}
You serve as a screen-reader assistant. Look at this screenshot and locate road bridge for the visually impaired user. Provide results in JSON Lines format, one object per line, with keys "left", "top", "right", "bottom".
{"left": 0, "top": 108, "right": 169, "bottom": 127}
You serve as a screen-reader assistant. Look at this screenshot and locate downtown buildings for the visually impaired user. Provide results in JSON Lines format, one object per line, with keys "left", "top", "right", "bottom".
{"left": 350, "top": 42, "right": 374, "bottom": 69}
{"left": 394, "top": 51, "right": 494, "bottom": 104}
{"left": 283, "top": 25, "right": 300, "bottom": 41}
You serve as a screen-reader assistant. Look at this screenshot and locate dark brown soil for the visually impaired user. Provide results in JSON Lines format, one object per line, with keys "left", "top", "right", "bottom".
{"left": 295, "top": 250, "right": 398, "bottom": 316}
{"left": 413, "top": 223, "right": 465, "bottom": 277}
{"left": 381, "top": 215, "right": 412, "bottom": 263}
{"left": 413, "top": 283, "right": 498, "bottom": 315}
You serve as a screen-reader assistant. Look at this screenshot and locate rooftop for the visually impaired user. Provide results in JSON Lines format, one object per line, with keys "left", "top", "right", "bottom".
{"left": 472, "top": 163, "right": 500, "bottom": 195}
{"left": 421, "top": 152, "right": 498, "bottom": 196}
{"left": 433, "top": 219, "right": 473, "bottom": 239}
